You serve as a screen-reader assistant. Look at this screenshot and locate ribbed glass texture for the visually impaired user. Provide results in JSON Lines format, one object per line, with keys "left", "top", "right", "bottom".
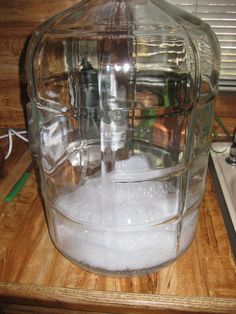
{"left": 26, "top": 0, "right": 220, "bottom": 275}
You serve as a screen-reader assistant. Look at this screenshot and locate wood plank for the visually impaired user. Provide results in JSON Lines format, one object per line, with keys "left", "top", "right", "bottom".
{"left": 1, "top": 304, "right": 114, "bottom": 314}
{"left": 1, "top": 283, "right": 236, "bottom": 314}
{"left": 0, "top": 0, "right": 79, "bottom": 128}
{"left": 0, "top": 0, "right": 78, "bottom": 23}
{"left": 215, "top": 93, "right": 236, "bottom": 137}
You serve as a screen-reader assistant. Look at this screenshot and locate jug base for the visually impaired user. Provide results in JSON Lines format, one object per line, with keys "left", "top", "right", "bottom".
{"left": 52, "top": 239, "right": 195, "bottom": 277}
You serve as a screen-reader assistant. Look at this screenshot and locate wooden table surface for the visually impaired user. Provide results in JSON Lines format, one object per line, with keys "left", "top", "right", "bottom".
{"left": 0, "top": 138, "right": 236, "bottom": 314}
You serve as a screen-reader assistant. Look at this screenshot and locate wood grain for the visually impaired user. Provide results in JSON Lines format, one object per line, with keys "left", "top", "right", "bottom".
{"left": 0, "top": 0, "right": 235, "bottom": 129}
{"left": 0, "top": 138, "right": 235, "bottom": 313}
{"left": 214, "top": 94, "right": 236, "bottom": 137}
{"left": 1, "top": 304, "right": 115, "bottom": 314}
{"left": 0, "top": 0, "right": 79, "bottom": 129}
{"left": 1, "top": 283, "right": 236, "bottom": 314}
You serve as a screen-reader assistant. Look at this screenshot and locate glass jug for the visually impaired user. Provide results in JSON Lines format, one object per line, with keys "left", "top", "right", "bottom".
{"left": 26, "top": 0, "right": 220, "bottom": 275}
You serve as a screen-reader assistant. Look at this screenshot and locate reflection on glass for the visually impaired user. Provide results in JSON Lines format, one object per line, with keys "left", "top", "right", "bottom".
{"left": 26, "top": 0, "right": 220, "bottom": 275}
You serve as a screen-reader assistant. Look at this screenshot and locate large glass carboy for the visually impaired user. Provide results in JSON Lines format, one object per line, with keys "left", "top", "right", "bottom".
{"left": 26, "top": 0, "right": 220, "bottom": 275}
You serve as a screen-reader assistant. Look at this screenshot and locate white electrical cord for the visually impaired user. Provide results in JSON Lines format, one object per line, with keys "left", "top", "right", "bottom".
{"left": 0, "top": 129, "right": 28, "bottom": 160}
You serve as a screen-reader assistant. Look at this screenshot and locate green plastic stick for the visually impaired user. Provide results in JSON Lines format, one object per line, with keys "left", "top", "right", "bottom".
{"left": 214, "top": 113, "right": 232, "bottom": 140}
{"left": 4, "top": 163, "right": 33, "bottom": 202}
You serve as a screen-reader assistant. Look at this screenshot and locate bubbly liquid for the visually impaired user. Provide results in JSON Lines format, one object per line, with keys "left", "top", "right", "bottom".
{"left": 45, "top": 153, "right": 205, "bottom": 274}
{"left": 39, "top": 93, "right": 209, "bottom": 274}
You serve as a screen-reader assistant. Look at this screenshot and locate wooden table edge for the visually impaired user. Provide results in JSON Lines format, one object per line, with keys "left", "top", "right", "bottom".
{"left": 0, "top": 282, "right": 236, "bottom": 314}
